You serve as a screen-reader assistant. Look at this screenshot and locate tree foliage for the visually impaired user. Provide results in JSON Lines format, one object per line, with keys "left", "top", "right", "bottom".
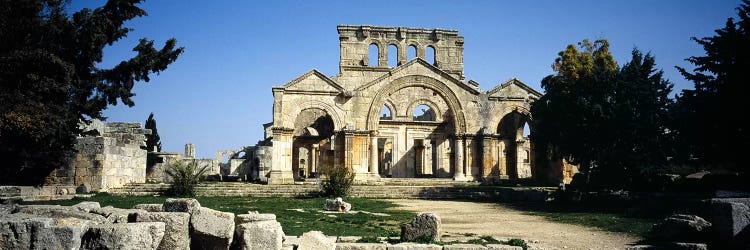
{"left": 145, "top": 112, "right": 161, "bottom": 152}
{"left": 0, "top": 0, "right": 183, "bottom": 185}
{"left": 532, "top": 40, "right": 673, "bottom": 189}
{"left": 673, "top": 0, "right": 750, "bottom": 172}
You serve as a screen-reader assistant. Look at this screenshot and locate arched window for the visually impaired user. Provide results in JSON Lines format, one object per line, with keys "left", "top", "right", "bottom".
{"left": 425, "top": 45, "right": 436, "bottom": 65}
{"left": 522, "top": 122, "right": 530, "bottom": 137}
{"left": 388, "top": 44, "right": 398, "bottom": 67}
{"left": 407, "top": 45, "right": 417, "bottom": 61}
{"left": 380, "top": 106, "right": 392, "bottom": 120}
{"left": 369, "top": 43, "right": 379, "bottom": 66}
{"left": 413, "top": 104, "right": 436, "bottom": 121}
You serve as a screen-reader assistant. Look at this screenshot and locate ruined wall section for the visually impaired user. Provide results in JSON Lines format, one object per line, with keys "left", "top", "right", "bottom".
{"left": 46, "top": 122, "right": 150, "bottom": 191}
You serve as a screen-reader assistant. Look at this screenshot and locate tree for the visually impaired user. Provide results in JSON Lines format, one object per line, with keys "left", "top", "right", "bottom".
{"left": 673, "top": 0, "right": 750, "bottom": 172}
{"left": 0, "top": 0, "right": 183, "bottom": 185}
{"left": 145, "top": 112, "right": 161, "bottom": 152}
{"left": 532, "top": 40, "right": 673, "bottom": 189}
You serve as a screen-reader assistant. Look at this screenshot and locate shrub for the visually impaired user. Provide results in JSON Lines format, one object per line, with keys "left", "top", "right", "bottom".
{"left": 165, "top": 160, "right": 209, "bottom": 196}
{"left": 507, "top": 238, "right": 528, "bottom": 250}
{"left": 320, "top": 166, "right": 355, "bottom": 197}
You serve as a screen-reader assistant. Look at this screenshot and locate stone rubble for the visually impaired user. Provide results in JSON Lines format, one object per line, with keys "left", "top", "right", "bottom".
{"left": 325, "top": 197, "right": 352, "bottom": 212}
{"left": 299, "top": 231, "right": 336, "bottom": 250}
{"left": 400, "top": 213, "right": 441, "bottom": 242}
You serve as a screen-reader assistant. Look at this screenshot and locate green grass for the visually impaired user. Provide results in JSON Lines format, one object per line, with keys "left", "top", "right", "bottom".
{"left": 27, "top": 193, "right": 415, "bottom": 236}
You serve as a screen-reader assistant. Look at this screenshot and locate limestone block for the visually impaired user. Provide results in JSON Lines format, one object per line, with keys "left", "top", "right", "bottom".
{"left": 72, "top": 201, "right": 101, "bottom": 212}
{"left": 235, "top": 220, "right": 283, "bottom": 250}
{"left": 0, "top": 216, "right": 51, "bottom": 249}
{"left": 14, "top": 205, "right": 108, "bottom": 224}
{"left": 652, "top": 214, "right": 711, "bottom": 241}
{"left": 90, "top": 206, "right": 147, "bottom": 223}
{"left": 386, "top": 243, "right": 442, "bottom": 250}
{"left": 134, "top": 212, "right": 190, "bottom": 250}
{"left": 190, "top": 207, "right": 235, "bottom": 249}
{"left": 35, "top": 217, "right": 94, "bottom": 250}
{"left": 486, "top": 244, "right": 523, "bottom": 250}
{"left": 400, "top": 213, "right": 441, "bottom": 242}
{"left": 710, "top": 200, "right": 750, "bottom": 247}
{"left": 324, "top": 197, "right": 352, "bottom": 212}
{"left": 336, "top": 243, "right": 389, "bottom": 250}
{"left": 299, "top": 231, "right": 336, "bottom": 250}
{"left": 133, "top": 204, "right": 164, "bottom": 212}
{"left": 81, "top": 221, "right": 165, "bottom": 250}
{"left": 670, "top": 242, "right": 708, "bottom": 250}
{"left": 163, "top": 198, "right": 201, "bottom": 213}
{"left": 443, "top": 244, "right": 488, "bottom": 250}
{"left": 235, "top": 212, "right": 277, "bottom": 223}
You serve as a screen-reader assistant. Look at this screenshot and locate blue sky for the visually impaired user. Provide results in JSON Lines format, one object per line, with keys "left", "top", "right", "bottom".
{"left": 69, "top": 0, "right": 741, "bottom": 158}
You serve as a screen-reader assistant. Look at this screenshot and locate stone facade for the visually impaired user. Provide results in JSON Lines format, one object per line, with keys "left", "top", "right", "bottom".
{"left": 46, "top": 121, "right": 151, "bottom": 191}
{"left": 265, "top": 25, "right": 576, "bottom": 184}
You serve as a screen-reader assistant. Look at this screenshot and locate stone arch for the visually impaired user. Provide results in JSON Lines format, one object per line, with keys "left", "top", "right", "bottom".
{"left": 381, "top": 100, "right": 397, "bottom": 120}
{"left": 366, "top": 75, "right": 466, "bottom": 133}
{"left": 287, "top": 100, "right": 343, "bottom": 131}
{"left": 491, "top": 105, "right": 533, "bottom": 134}
{"left": 406, "top": 98, "right": 443, "bottom": 122}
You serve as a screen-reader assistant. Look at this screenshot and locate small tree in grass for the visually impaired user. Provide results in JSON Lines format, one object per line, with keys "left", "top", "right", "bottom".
{"left": 165, "top": 160, "right": 209, "bottom": 196}
{"left": 320, "top": 166, "right": 355, "bottom": 197}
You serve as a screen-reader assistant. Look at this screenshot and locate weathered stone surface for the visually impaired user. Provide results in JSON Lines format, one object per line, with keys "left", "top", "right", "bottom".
{"left": 235, "top": 220, "right": 283, "bottom": 250}
{"left": 324, "top": 197, "right": 352, "bottom": 212}
{"left": 0, "top": 204, "right": 15, "bottom": 215}
{"left": 443, "top": 244, "right": 488, "bottom": 250}
{"left": 283, "top": 235, "right": 301, "bottom": 249}
{"left": 0, "top": 216, "right": 51, "bottom": 249}
{"left": 135, "top": 212, "right": 190, "bottom": 250}
{"left": 72, "top": 201, "right": 101, "bottom": 212}
{"left": 336, "top": 243, "right": 389, "bottom": 250}
{"left": 299, "top": 231, "right": 335, "bottom": 250}
{"left": 91, "top": 206, "right": 147, "bottom": 223}
{"left": 81, "top": 222, "right": 165, "bottom": 250}
{"left": 486, "top": 244, "right": 523, "bottom": 250}
{"left": 652, "top": 214, "right": 711, "bottom": 240}
{"left": 670, "top": 242, "right": 708, "bottom": 250}
{"left": 35, "top": 217, "right": 94, "bottom": 250}
{"left": 386, "top": 242, "right": 442, "bottom": 250}
{"left": 163, "top": 198, "right": 201, "bottom": 213}
{"left": 400, "top": 213, "right": 441, "bottom": 242}
{"left": 709, "top": 200, "right": 750, "bottom": 247}
{"left": 14, "top": 205, "right": 107, "bottom": 224}
{"left": 235, "top": 213, "right": 276, "bottom": 223}
{"left": 133, "top": 203, "right": 165, "bottom": 212}
{"left": 190, "top": 207, "right": 234, "bottom": 249}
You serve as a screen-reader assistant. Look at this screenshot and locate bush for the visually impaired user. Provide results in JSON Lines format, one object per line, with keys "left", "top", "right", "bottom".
{"left": 507, "top": 238, "right": 528, "bottom": 250}
{"left": 165, "top": 160, "right": 209, "bottom": 196}
{"left": 320, "top": 166, "right": 355, "bottom": 197}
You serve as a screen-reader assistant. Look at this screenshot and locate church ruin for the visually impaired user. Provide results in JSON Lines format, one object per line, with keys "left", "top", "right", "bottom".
{"left": 264, "top": 25, "right": 573, "bottom": 184}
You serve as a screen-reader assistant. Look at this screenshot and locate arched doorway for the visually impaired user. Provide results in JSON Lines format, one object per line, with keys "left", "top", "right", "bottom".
{"left": 292, "top": 108, "right": 335, "bottom": 181}
{"left": 497, "top": 110, "right": 532, "bottom": 179}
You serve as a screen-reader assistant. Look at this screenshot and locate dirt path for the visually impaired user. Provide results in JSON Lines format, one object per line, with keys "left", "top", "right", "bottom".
{"left": 389, "top": 199, "right": 640, "bottom": 250}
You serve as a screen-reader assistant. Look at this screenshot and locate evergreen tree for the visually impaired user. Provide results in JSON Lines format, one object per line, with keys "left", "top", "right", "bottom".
{"left": 674, "top": 0, "right": 750, "bottom": 172}
{"left": 0, "top": 0, "right": 183, "bottom": 185}
{"left": 145, "top": 112, "right": 161, "bottom": 152}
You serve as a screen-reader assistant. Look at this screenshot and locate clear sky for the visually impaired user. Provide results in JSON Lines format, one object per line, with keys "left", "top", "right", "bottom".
{"left": 69, "top": 0, "right": 741, "bottom": 158}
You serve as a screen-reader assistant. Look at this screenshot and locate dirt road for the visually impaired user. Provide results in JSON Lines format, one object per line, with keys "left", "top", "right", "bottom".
{"left": 390, "top": 199, "right": 640, "bottom": 250}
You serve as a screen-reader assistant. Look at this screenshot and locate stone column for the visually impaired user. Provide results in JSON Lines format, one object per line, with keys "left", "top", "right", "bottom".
{"left": 184, "top": 143, "right": 195, "bottom": 158}
{"left": 453, "top": 137, "right": 466, "bottom": 181}
{"left": 369, "top": 133, "right": 379, "bottom": 177}
{"left": 269, "top": 127, "right": 294, "bottom": 184}
{"left": 310, "top": 144, "right": 318, "bottom": 177}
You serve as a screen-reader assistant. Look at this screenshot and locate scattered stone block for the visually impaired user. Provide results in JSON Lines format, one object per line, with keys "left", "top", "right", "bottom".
{"left": 283, "top": 235, "right": 300, "bottom": 249}
{"left": 34, "top": 217, "right": 94, "bottom": 250}
{"left": 324, "top": 197, "right": 352, "bottom": 212}
{"left": 72, "top": 201, "right": 101, "bottom": 212}
{"left": 163, "top": 198, "right": 201, "bottom": 213}
{"left": 14, "top": 205, "right": 107, "bottom": 224}
{"left": 652, "top": 214, "right": 711, "bottom": 241}
{"left": 387, "top": 242, "right": 442, "bottom": 250}
{"left": 80, "top": 222, "right": 165, "bottom": 250}
{"left": 235, "top": 213, "right": 277, "bottom": 223}
{"left": 299, "top": 231, "right": 336, "bottom": 250}
{"left": 443, "top": 244, "right": 488, "bottom": 250}
{"left": 670, "top": 242, "right": 708, "bottom": 250}
{"left": 400, "top": 213, "right": 441, "bottom": 242}
{"left": 336, "top": 242, "right": 389, "bottom": 250}
{"left": 235, "top": 220, "right": 283, "bottom": 250}
{"left": 0, "top": 216, "right": 51, "bottom": 249}
{"left": 135, "top": 212, "right": 190, "bottom": 250}
{"left": 486, "top": 244, "right": 523, "bottom": 250}
{"left": 709, "top": 200, "right": 750, "bottom": 248}
{"left": 90, "top": 206, "right": 147, "bottom": 223}
{"left": 133, "top": 204, "right": 164, "bottom": 212}
{"left": 189, "top": 207, "right": 234, "bottom": 249}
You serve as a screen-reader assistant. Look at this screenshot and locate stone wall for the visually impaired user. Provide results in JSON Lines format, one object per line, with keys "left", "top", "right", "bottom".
{"left": 46, "top": 121, "right": 150, "bottom": 191}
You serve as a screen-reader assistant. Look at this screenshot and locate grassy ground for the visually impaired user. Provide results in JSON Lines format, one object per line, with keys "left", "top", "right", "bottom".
{"left": 26, "top": 194, "right": 415, "bottom": 237}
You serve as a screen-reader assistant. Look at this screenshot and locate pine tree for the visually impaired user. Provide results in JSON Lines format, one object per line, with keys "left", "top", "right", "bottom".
{"left": 145, "top": 112, "right": 162, "bottom": 152}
